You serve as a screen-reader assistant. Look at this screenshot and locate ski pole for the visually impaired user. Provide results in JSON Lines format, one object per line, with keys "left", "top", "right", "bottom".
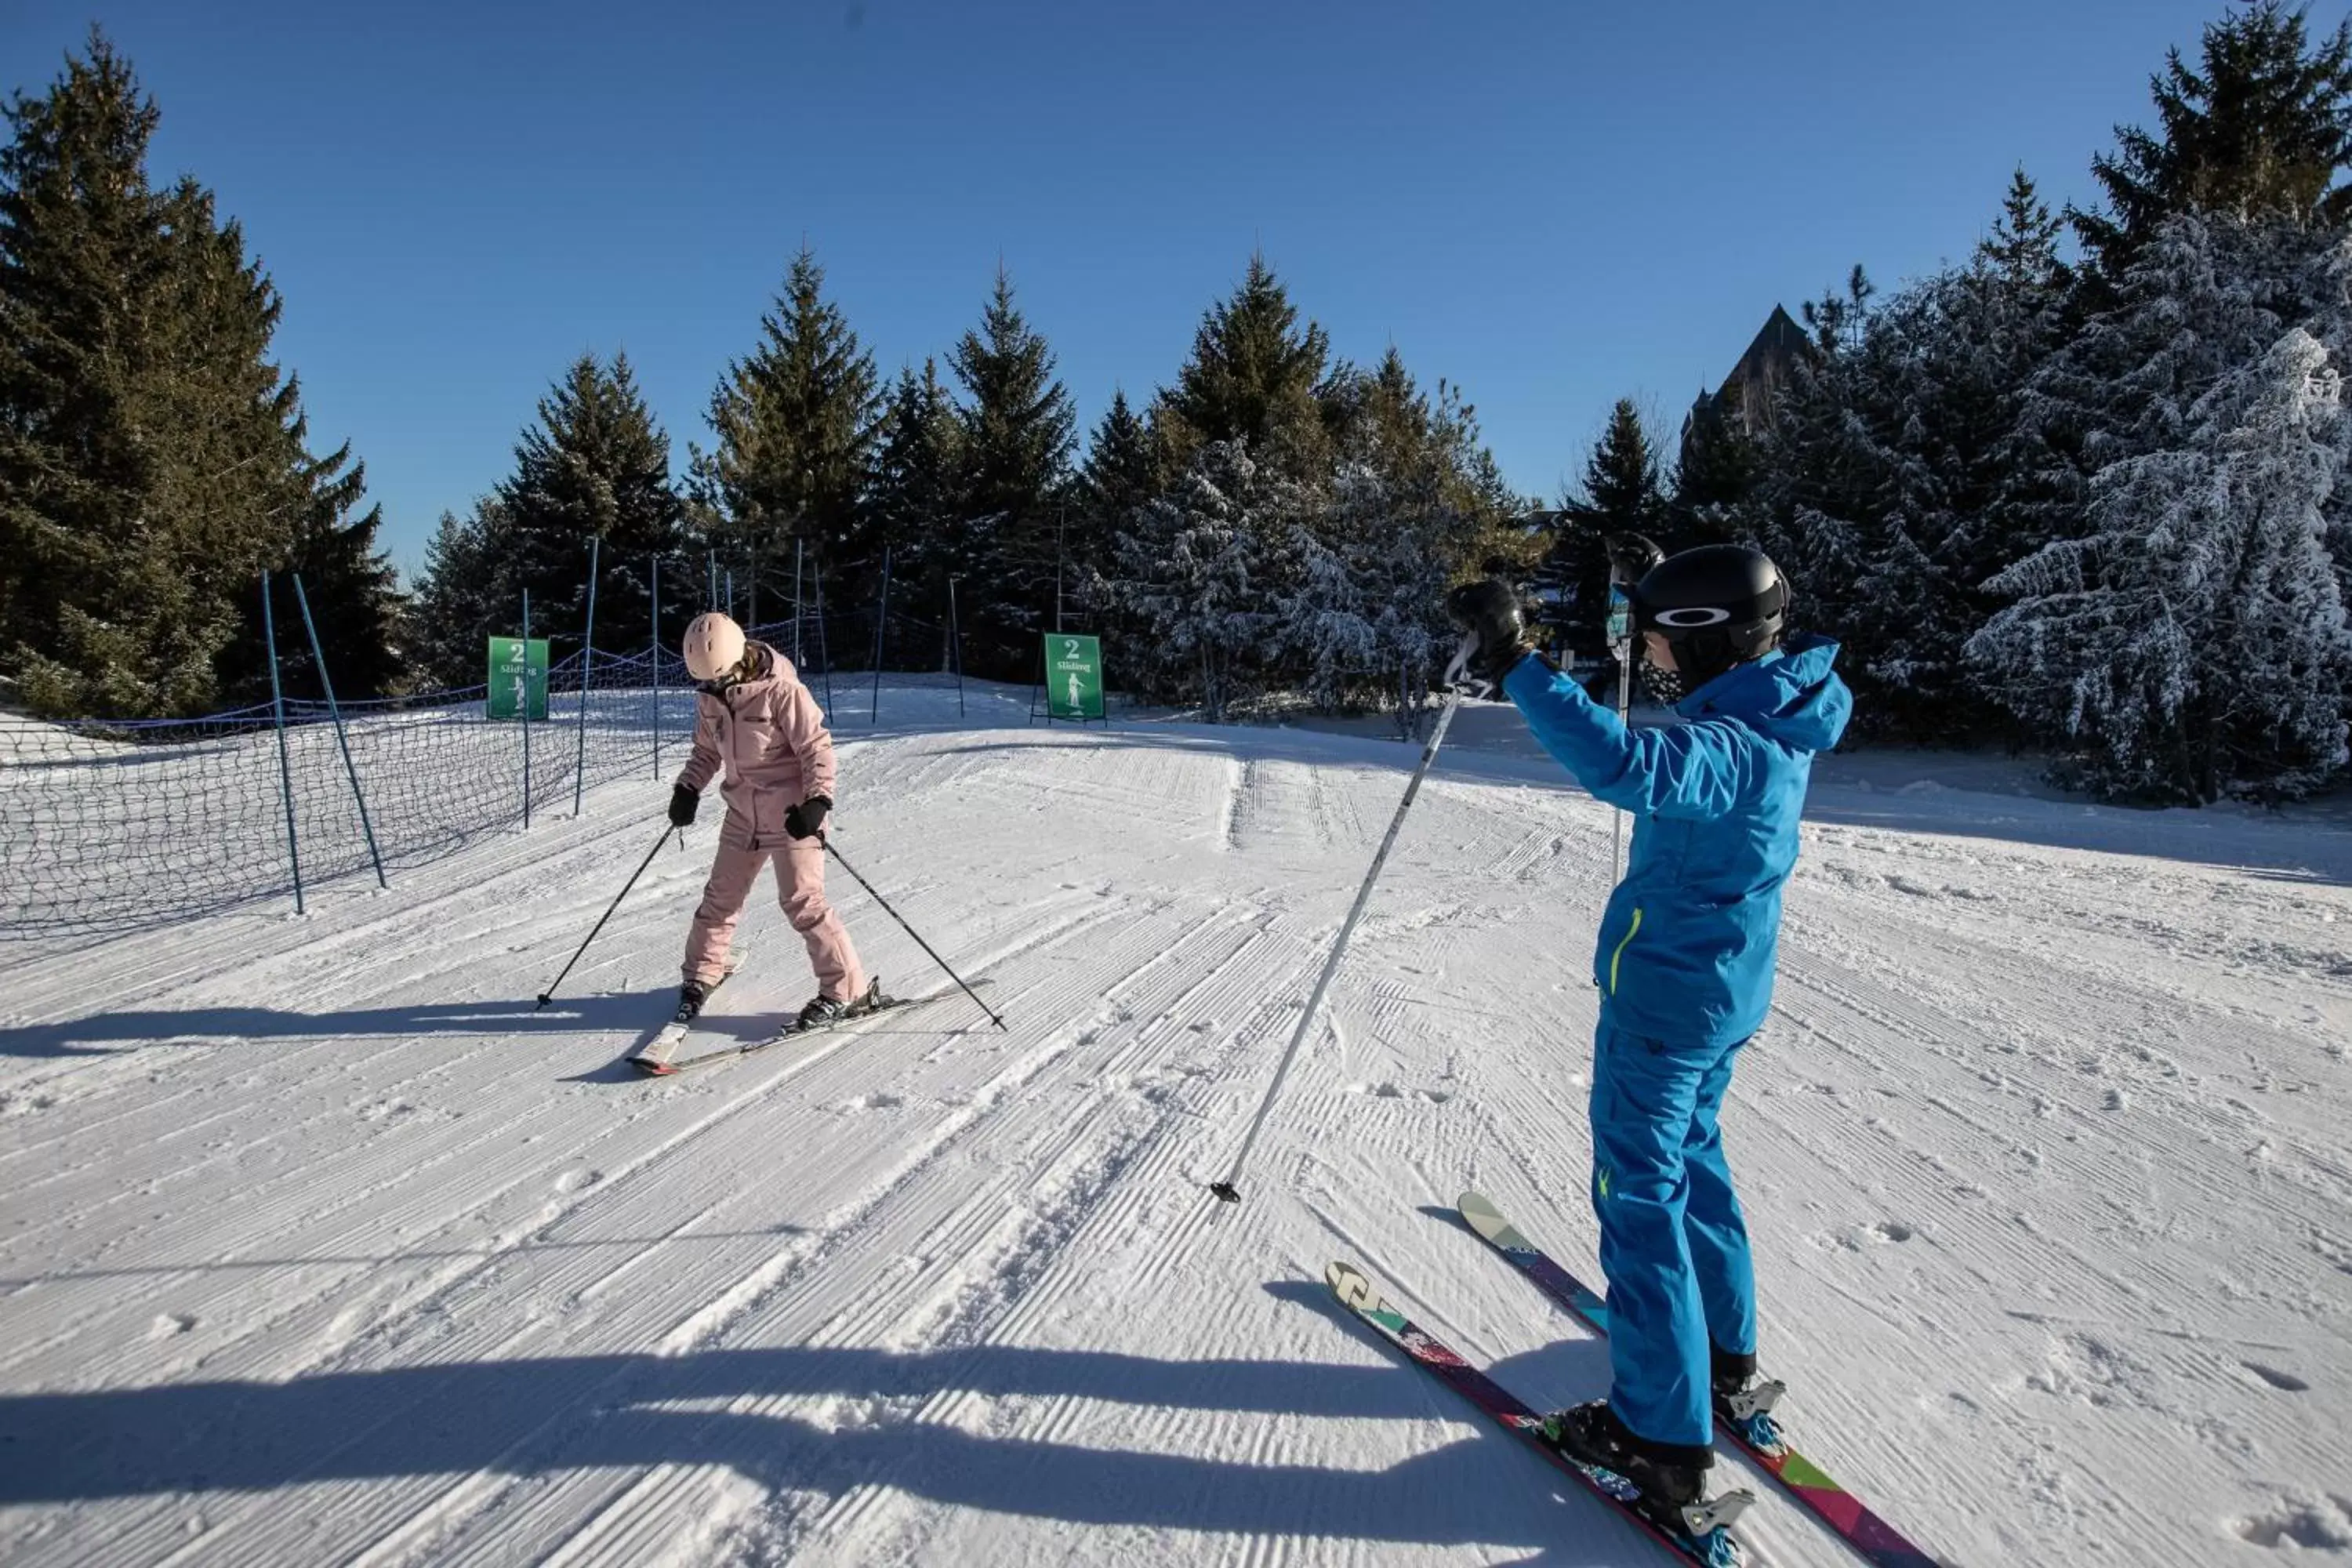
{"left": 1610, "top": 597, "right": 1633, "bottom": 884}
{"left": 1210, "top": 684, "right": 1466, "bottom": 1205}
{"left": 1601, "top": 537, "right": 1659, "bottom": 884}
{"left": 818, "top": 833, "right": 1006, "bottom": 1031}
{"left": 535, "top": 822, "right": 678, "bottom": 1008}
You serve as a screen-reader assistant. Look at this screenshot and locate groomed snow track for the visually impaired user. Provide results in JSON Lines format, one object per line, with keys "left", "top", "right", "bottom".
{"left": 3, "top": 688, "right": 2348, "bottom": 1566}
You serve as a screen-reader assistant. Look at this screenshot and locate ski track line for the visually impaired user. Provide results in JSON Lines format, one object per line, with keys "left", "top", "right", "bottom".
{"left": 11, "top": 860, "right": 1129, "bottom": 1568}
{"left": 759, "top": 913, "right": 1294, "bottom": 1563}
{"left": 2, "top": 874, "right": 1121, "bottom": 1295}
{"left": 1751, "top": 903, "right": 2347, "bottom": 1563}
{"left": 401, "top": 900, "right": 1257, "bottom": 1566}
{"left": 61, "top": 893, "right": 1154, "bottom": 1568}
{"left": 555, "top": 872, "right": 1289, "bottom": 1560}
{"left": 16, "top": 727, "right": 2351, "bottom": 1568}
{"left": 0, "top": 845, "right": 684, "bottom": 1177}
{"left": 786, "top": 787, "right": 1616, "bottom": 1566}
{"left": 163, "top": 888, "right": 1223, "bottom": 1561}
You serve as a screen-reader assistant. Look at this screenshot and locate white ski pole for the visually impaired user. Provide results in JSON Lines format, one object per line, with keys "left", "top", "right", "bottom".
{"left": 1607, "top": 579, "right": 1633, "bottom": 884}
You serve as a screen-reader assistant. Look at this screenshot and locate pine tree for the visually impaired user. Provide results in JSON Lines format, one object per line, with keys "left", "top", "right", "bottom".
{"left": 1970, "top": 322, "right": 2352, "bottom": 802}
{"left": 1671, "top": 394, "right": 1757, "bottom": 546}
{"left": 706, "top": 246, "right": 879, "bottom": 591}
{"left": 1076, "top": 389, "right": 1154, "bottom": 538}
{"left": 1100, "top": 439, "right": 1307, "bottom": 720}
{"left": 485, "top": 351, "right": 683, "bottom": 658}
{"left": 0, "top": 31, "right": 399, "bottom": 718}
{"left": 1156, "top": 254, "right": 1334, "bottom": 480}
{"left": 1981, "top": 165, "right": 2074, "bottom": 292}
{"left": 1740, "top": 270, "right": 1886, "bottom": 658}
{"left": 1328, "top": 348, "right": 1530, "bottom": 578}
{"left": 1801, "top": 265, "right": 1877, "bottom": 356}
{"left": 865, "top": 358, "right": 965, "bottom": 662}
{"left": 407, "top": 504, "right": 501, "bottom": 686}
{"left": 949, "top": 266, "right": 1076, "bottom": 670}
{"left": 1279, "top": 463, "right": 1455, "bottom": 726}
{"left": 2075, "top": 2, "right": 2352, "bottom": 277}
{"left": 1762, "top": 172, "right": 2077, "bottom": 741}
{"left": 1548, "top": 398, "right": 1668, "bottom": 656}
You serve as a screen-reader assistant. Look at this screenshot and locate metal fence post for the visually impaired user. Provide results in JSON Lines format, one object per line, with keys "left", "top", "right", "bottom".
{"left": 261, "top": 572, "right": 305, "bottom": 914}
{"left": 292, "top": 572, "right": 386, "bottom": 889}
{"left": 575, "top": 535, "right": 599, "bottom": 817}
{"left": 870, "top": 546, "right": 891, "bottom": 725}
{"left": 949, "top": 574, "right": 965, "bottom": 718}
{"left": 522, "top": 587, "right": 533, "bottom": 830}
{"left": 650, "top": 554, "right": 662, "bottom": 778}
{"left": 815, "top": 560, "right": 833, "bottom": 716}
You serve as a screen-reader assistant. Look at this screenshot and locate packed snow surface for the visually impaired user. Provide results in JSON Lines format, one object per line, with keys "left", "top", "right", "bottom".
{"left": 3, "top": 683, "right": 2348, "bottom": 1566}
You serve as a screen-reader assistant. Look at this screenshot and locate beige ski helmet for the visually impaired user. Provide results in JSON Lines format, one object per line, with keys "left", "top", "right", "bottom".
{"left": 682, "top": 612, "right": 746, "bottom": 682}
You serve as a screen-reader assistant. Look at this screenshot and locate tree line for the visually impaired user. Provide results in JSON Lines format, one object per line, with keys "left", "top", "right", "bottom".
{"left": 1559, "top": 3, "right": 2352, "bottom": 804}
{"left": 9, "top": 8, "right": 2352, "bottom": 803}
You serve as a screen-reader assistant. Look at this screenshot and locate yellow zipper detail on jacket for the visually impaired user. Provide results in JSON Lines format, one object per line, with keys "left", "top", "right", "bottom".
{"left": 1609, "top": 907, "right": 1644, "bottom": 996}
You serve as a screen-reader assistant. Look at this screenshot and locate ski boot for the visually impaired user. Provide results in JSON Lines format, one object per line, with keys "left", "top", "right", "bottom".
{"left": 674, "top": 979, "right": 713, "bottom": 1025}
{"left": 1541, "top": 1400, "right": 1752, "bottom": 1546}
{"left": 793, "top": 977, "right": 883, "bottom": 1033}
{"left": 1710, "top": 1345, "right": 1788, "bottom": 1454}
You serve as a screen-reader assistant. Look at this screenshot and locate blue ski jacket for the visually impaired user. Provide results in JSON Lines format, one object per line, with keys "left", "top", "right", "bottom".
{"left": 1501, "top": 637, "right": 1851, "bottom": 1047}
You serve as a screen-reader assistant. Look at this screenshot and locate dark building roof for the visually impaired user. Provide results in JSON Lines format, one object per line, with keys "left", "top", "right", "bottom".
{"left": 1684, "top": 303, "right": 1815, "bottom": 441}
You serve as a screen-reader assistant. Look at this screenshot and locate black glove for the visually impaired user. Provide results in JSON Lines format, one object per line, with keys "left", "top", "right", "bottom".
{"left": 785, "top": 794, "right": 831, "bottom": 840}
{"left": 1606, "top": 532, "right": 1665, "bottom": 583}
{"left": 668, "top": 783, "right": 699, "bottom": 828}
{"left": 1444, "top": 579, "right": 1537, "bottom": 688}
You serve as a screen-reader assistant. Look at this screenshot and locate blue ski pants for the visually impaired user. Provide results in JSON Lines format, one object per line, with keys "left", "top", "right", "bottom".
{"left": 1589, "top": 1018, "right": 1757, "bottom": 1450}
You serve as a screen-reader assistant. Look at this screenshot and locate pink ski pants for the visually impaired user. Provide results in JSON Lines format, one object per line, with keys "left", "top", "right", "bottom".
{"left": 682, "top": 837, "right": 866, "bottom": 1001}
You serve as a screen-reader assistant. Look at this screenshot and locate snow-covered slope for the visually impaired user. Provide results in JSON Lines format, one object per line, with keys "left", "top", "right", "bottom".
{"left": 3, "top": 687, "right": 2347, "bottom": 1566}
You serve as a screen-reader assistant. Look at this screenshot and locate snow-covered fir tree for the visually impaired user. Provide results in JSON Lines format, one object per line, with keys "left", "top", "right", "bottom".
{"left": 1836, "top": 175, "right": 2074, "bottom": 739}
{"left": 1971, "top": 318, "right": 2352, "bottom": 803}
{"left": 1277, "top": 463, "right": 1455, "bottom": 732}
{"left": 1099, "top": 440, "right": 1305, "bottom": 721}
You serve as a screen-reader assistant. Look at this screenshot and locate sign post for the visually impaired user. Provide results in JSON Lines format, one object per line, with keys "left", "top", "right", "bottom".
{"left": 1041, "top": 633, "right": 1105, "bottom": 724}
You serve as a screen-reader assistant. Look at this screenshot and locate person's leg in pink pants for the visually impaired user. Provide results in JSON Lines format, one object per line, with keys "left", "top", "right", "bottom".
{"left": 775, "top": 839, "right": 866, "bottom": 1000}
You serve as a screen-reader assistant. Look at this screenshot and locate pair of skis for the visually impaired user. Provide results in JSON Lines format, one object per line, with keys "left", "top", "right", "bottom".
{"left": 1329, "top": 1192, "right": 1938, "bottom": 1567}
{"left": 627, "top": 975, "right": 995, "bottom": 1076}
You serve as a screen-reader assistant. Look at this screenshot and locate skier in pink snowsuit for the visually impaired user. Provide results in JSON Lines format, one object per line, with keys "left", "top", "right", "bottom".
{"left": 667, "top": 612, "right": 875, "bottom": 1033}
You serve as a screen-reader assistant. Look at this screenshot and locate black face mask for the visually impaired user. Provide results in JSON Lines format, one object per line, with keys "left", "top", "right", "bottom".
{"left": 1639, "top": 660, "right": 1687, "bottom": 706}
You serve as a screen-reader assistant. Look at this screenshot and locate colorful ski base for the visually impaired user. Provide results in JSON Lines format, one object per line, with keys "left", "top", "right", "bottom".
{"left": 633, "top": 979, "right": 996, "bottom": 1076}
{"left": 1457, "top": 1190, "right": 1941, "bottom": 1568}
{"left": 1326, "top": 1260, "right": 1745, "bottom": 1568}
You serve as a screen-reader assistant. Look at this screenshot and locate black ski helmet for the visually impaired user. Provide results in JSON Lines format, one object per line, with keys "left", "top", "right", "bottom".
{"left": 1631, "top": 544, "right": 1789, "bottom": 697}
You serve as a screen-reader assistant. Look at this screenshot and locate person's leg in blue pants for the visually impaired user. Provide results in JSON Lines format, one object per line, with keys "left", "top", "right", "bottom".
{"left": 1682, "top": 1035, "right": 1756, "bottom": 1369}
{"left": 1590, "top": 1022, "right": 1755, "bottom": 1450}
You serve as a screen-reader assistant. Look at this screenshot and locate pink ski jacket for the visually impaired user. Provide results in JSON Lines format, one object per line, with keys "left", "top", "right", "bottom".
{"left": 675, "top": 642, "right": 838, "bottom": 847}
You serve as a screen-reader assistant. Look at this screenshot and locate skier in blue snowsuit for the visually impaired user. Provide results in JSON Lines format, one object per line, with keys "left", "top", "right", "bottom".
{"left": 1446, "top": 541, "right": 1852, "bottom": 1526}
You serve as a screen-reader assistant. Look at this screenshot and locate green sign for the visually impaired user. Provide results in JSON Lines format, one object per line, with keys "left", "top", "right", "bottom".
{"left": 1044, "top": 633, "right": 1105, "bottom": 721}
{"left": 487, "top": 636, "right": 550, "bottom": 720}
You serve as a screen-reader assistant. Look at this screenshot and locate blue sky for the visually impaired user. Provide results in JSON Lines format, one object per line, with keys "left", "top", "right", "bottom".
{"left": 6, "top": 0, "right": 2274, "bottom": 579}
